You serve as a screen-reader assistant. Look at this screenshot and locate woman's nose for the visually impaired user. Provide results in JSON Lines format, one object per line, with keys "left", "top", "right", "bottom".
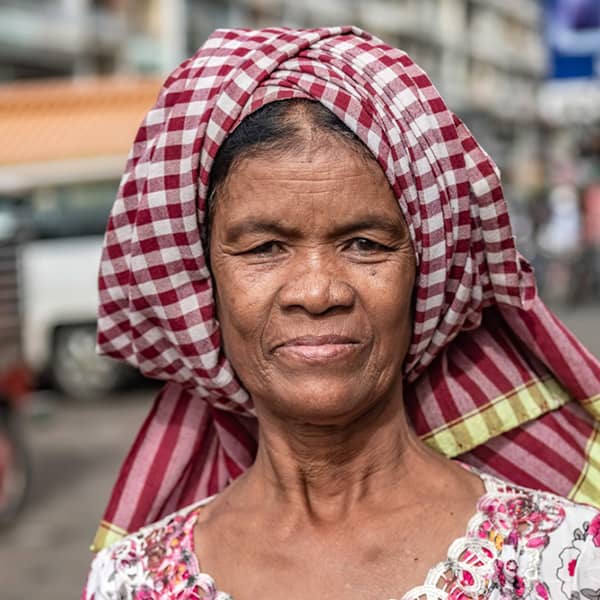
{"left": 277, "top": 253, "right": 355, "bottom": 315}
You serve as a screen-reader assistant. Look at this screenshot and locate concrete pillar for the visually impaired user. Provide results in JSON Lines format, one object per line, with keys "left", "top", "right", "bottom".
{"left": 158, "top": 0, "right": 187, "bottom": 73}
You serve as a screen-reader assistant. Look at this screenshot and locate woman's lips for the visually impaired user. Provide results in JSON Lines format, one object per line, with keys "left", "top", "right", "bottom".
{"left": 274, "top": 335, "right": 361, "bottom": 363}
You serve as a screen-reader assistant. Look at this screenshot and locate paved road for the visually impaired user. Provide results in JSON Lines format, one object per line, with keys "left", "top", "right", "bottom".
{"left": 0, "top": 304, "right": 597, "bottom": 599}
{"left": 0, "top": 388, "right": 153, "bottom": 599}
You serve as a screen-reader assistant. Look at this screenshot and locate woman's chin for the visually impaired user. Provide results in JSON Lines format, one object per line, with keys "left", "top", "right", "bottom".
{"left": 257, "top": 379, "right": 382, "bottom": 425}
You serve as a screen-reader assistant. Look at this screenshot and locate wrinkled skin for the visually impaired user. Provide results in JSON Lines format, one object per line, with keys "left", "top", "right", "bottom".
{"left": 197, "top": 132, "right": 484, "bottom": 600}
{"left": 209, "top": 138, "right": 415, "bottom": 427}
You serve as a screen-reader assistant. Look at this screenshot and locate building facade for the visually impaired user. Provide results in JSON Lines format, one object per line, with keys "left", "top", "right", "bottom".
{"left": 182, "top": 0, "right": 547, "bottom": 188}
{"left": 0, "top": 0, "right": 549, "bottom": 209}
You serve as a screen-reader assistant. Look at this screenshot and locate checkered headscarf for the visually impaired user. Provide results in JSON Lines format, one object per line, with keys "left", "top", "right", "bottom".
{"left": 94, "top": 27, "right": 600, "bottom": 550}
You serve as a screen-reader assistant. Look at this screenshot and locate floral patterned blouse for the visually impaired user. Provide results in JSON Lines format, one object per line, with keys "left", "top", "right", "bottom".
{"left": 81, "top": 471, "right": 600, "bottom": 600}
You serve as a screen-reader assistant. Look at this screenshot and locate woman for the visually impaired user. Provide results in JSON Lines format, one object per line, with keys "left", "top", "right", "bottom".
{"left": 83, "top": 27, "right": 600, "bottom": 598}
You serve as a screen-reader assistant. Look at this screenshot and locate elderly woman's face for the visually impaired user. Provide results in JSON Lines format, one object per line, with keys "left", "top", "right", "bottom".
{"left": 209, "top": 136, "right": 416, "bottom": 424}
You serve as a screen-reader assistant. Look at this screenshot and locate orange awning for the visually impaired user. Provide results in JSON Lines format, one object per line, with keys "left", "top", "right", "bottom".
{"left": 0, "top": 76, "right": 162, "bottom": 167}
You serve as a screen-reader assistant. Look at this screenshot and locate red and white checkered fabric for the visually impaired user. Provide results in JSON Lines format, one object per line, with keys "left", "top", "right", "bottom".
{"left": 95, "top": 27, "right": 600, "bottom": 546}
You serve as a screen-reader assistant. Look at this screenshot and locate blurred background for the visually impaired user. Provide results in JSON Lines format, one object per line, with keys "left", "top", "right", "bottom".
{"left": 0, "top": 1, "right": 598, "bottom": 597}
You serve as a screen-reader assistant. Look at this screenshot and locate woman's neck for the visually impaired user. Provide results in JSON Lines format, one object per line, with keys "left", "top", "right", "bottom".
{"left": 243, "top": 392, "right": 446, "bottom": 524}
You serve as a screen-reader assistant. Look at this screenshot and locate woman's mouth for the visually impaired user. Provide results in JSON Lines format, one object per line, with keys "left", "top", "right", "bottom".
{"left": 274, "top": 335, "right": 361, "bottom": 364}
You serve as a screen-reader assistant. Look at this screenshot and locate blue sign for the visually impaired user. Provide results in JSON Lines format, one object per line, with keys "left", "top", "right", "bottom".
{"left": 545, "top": 0, "right": 600, "bottom": 79}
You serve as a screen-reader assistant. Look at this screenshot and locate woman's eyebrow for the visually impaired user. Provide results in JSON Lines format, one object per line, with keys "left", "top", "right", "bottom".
{"left": 224, "top": 219, "right": 302, "bottom": 242}
{"left": 224, "top": 216, "right": 406, "bottom": 243}
{"left": 330, "top": 216, "right": 407, "bottom": 239}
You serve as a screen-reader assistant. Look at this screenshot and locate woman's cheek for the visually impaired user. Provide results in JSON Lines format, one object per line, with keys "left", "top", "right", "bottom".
{"left": 217, "top": 267, "right": 270, "bottom": 350}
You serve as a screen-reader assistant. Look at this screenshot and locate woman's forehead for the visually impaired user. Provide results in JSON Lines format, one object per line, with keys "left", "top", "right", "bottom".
{"left": 224, "top": 134, "right": 383, "bottom": 186}
{"left": 213, "top": 146, "right": 406, "bottom": 237}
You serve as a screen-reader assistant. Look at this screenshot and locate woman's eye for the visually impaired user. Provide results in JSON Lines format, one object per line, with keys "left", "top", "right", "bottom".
{"left": 246, "top": 241, "right": 283, "bottom": 256}
{"left": 348, "top": 238, "right": 389, "bottom": 253}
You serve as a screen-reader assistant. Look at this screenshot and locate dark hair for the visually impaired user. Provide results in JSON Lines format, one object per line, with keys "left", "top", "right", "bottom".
{"left": 203, "top": 99, "right": 373, "bottom": 254}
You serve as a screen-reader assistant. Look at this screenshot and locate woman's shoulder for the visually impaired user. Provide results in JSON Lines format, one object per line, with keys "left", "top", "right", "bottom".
{"left": 478, "top": 471, "right": 599, "bottom": 528}
{"left": 81, "top": 498, "right": 217, "bottom": 600}
{"left": 473, "top": 471, "right": 600, "bottom": 598}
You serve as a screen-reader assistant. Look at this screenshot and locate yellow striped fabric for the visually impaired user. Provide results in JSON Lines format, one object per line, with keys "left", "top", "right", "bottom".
{"left": 569, "top": 424, "right": 600, "bottom": 505}
{"left": 422, "top": 376, "right": 572, "bottom": 457}
{"left": 581, "top": 393, "right": 600, "bottom": 420}
{"left": 91, "top": 520, "right": 128, "bottom": 552}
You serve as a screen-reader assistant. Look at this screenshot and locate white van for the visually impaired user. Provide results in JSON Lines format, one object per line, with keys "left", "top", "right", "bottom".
{"left": 3, "top": 180, "right": 134, "bottom": 399}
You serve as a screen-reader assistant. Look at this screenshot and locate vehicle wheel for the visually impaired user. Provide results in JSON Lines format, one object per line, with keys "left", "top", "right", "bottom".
{"left": 0, "top": 403, "right": 30, "bottom": 528}
{"left": 51, "top": 325, "right": 130, "bottom": 400}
